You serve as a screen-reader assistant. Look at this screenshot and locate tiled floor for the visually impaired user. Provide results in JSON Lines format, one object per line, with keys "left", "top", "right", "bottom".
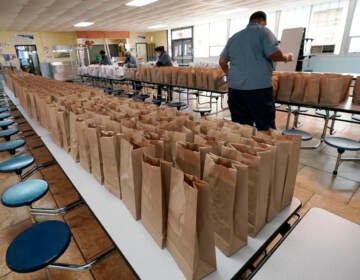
{"left": 0, "top": 90, "right": 359, "bottom": 279}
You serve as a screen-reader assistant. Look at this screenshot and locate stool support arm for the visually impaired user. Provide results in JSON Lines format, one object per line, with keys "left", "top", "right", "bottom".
{"left": 48, "top": 248, "right": 116, "bottom": 271}
{"left": 29, "top": 199, "right": 84, "bottom": 216}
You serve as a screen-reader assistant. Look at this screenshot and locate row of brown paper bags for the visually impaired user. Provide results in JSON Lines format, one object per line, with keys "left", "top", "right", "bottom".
{"left": 354, "top": 76, "right": 360, "bottom": 105}
{"left": 273, "top": 72, "right": 353, "bottom": 106}
{"left": 124, "top": 67, "right": 228, "bottom": 92}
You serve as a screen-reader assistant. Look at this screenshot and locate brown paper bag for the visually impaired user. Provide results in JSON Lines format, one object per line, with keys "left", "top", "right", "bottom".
{"left": 48, "top": 105, "right": 63, "bottom": 147}
{"left": 100, "top": 131, "right": 123, "bottom": 199}
{"left": 276, "top": 135, "right": 301, "bottom": 209}
{"left": 303, "top": 78, "right": 320, "bottom": 105}
{"left": 120, "top": 137, "right": 156, "bottom": 220}
{"left": 141, "top": 155, "right": 172, "bottom": 248}
{"left": 272, "top": 75, "right": 279, "bottom": 97}
{"left": 194, "top": 134, "right": 225, "bottom": 156}
{"left": 203, "top": 153, "right": 248, "bottom": 256}
{"left": 86, "top": 123, "right": 104, "bottom": 184}
{"left": 175, "top": 142, "right": 212, "bottom": 179}
{"left": 354, "top": 77, "right": 360, "bottom": 105}
{"left": 76, "top": 119, "right": 92, "bottom": 172}
{"left": 291, "top": 74, "right": 306, "bottom": 102}
{"left": 167, "top": 168, "right": 216, "bottom": 280}
{"left": 222, "top": 145, "right": 271, "bottom": 237}
{"left": 57, "top": 108, "right": 70, "bottom": 152}
{"left": 187, "top": 68, "right": 196, "bottom": 88}
{"left": 319, "top": 77, "right": 344, "bottom": 106}
{"left": 252, "top": 136, "right": 292, "bottom": 221}
{"left": 277, "top": 74, "right": 294, "bottom": 101}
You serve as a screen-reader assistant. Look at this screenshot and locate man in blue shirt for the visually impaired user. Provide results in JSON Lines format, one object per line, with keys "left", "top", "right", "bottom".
{"left": 99, "top": 50, "right": 112, "bottom": 65}
{"left": 219, "top": 11, "right": 292, "bottom": 131}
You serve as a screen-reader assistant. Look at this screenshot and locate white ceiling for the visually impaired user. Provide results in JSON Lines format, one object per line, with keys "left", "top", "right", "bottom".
{"left": 0, "top": 0, "right": 330, "bottom": 32}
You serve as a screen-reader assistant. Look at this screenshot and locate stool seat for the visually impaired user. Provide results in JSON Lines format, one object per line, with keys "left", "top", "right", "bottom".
{"left": 104, "top": 88, "right": 122, "bottom": 94}
{"left": 126, "top": 91, "right": 136, "bottom": 98}
{"left": 152, "top": 98, "right": 165, "bottom": 106}
{"left": 315, "top": 110, "right": 342, "bottom": 118}
{"left": 193, "top": 107, "right": 211, "bottom": 116}
{"left": 6, "top": 220, "right": 71, "bottom": 273}
{"left": 352, "top": 114, "right": 360, "bottom": 122}
{"left": 287, "top": 106, "right": 308, "bottom": 113}
{"left": 282, "top": 129, "right": 313, "bottom": 141}
{"left": 0, "top": 112, "right": 11, "bottom": 120}
{"left": 0, "top": 108, "right": 9, "bottom": 113}
{"left": 324, "top": 137, "right": 360, "bottom": 151}
{"left": 0, "top": 155, "right": 35, "bottom": 174}
{"left": 0, "top": 128, "right": 19, "bottom": 141}
{"left": 275, "top": 103, "right": 281, "bottom": 108}
{"left": 169, "top": 102, "right": 187, "bottom": 111}
{"left": 0, "top": 119, "right": 15, "bottom": 130}
{"left": 134, "top": 94, "right": 150, "bottom": 102}
{"left": 223, "top": 116, "right": 232, "bottom": 121}
{"left": 2, "top": 179, "right": 49, "bottom": 207}
{"left": 0, "top": 139, "right": 26, "bottom": 154}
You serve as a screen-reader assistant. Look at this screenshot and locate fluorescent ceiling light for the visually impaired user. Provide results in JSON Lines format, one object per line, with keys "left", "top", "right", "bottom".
{"left": 217, "top": 8, "right": 249, "bottom": 15}
{"left": 74, "top": 22, "right": 94, "bottom": 27}
{"left": 148, "top": 24, "right": 167, "bottom": 29}
{"left": 126, "top": 0, "right": 158, "bottom": 7}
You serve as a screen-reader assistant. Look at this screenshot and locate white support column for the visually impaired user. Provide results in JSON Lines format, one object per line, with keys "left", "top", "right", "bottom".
{"left": 340, "top": 0, "right": 357, "bottom": 54}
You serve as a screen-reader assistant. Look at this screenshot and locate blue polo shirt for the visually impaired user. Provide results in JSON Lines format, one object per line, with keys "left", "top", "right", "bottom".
{"left": 220, "top": 22, "right": 280, "bottom": 90}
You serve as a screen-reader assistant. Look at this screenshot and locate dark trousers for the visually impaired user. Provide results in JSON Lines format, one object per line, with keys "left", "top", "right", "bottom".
{"left": 228, "top": 87, "right": 276, "bottom": 131}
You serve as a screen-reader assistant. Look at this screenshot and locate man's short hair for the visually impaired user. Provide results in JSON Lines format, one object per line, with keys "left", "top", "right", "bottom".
{"left": 249, "top": 11, "right": 267, "bottom": 22}
{"left": 155, "top": 46, "right": 165, "bottom": 52}
{"left": 99, "top": 50, "right": 106, "bottom": 55}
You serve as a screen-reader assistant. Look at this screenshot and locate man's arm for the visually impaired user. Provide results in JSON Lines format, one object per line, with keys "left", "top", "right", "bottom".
{"left": 268, "top": 50, "right": 292, "bottom": 62}
{"left": 219, "top": 57, "right": 229, "bottom": 75}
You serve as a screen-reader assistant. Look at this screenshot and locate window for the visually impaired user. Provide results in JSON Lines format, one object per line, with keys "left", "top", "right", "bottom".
{"left": 194, "top": 24, "right": 210, "bottom": 57}
{"left": 209, "top": 20, "right": 227, "bottom": 56}
{"left": 307, "top": 0, "right": 349, "bottom": 54}
{"left": 349, "top": 0, "right": 360, "bottom": 53}
{"left": 278, "top": 6, "right": 311, "bottom": 39}
{"left": 229, "top": 16, "right": 248, "bottom": 37}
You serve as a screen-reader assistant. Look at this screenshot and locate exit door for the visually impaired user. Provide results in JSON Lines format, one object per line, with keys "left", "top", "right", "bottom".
{"left": 15, "top": 45, "right": 41, "bottom": 75}
{"left": 172, "top": 39, "right": 193, "bottom": 66}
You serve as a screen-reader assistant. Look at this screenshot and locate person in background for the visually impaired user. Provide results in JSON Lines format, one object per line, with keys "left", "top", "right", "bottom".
{"left": 99, "top": 50, "right": 112, "bottom": 65}
{"left": 124, "top": 51, "right": 138, "bottom": 68}
{"left": 219, "top": 11, "right": 293, "bottom": 131}
{"left": 155, "top": 46, "right": 172, "bottom": 67}
{"left": 154, "top": 46, "right": 172, "bottom": 100}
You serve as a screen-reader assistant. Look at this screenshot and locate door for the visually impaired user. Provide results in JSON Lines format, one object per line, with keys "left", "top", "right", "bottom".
{"left": 172, "top": 39, "right": 193, "bottom": 65}
{"left": 15, "top": 45, "right": 41, "bottom": 75}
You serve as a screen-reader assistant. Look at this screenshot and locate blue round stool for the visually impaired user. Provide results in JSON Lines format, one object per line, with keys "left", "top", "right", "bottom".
{"left": 0, "top": 102, "right": 7, "bottom": 107}
{"left": 193, "top": 107, "right": 211, "bottom": 117}
{"left": 282, "top": 129, "right": 313, "bottom": 141}
{"left": 0, "top": 120, "right": 15, "bottom": 130}
{"left": 0, "top": 155, "right": 35, "bottom": 175}
{"left": 324, "top": 136, "right": 360, "bottom": 175}
{"left": 0, "top": 139, "right": 26, "bottom": 155}
{"left": 6, "top": 220, "right": 71, "bottom": 273}
{"left": 2, "top": 179, "right": 49, "bottom": 207}
{"left": 0, "top": 128, "right": 19, "bottom": 141}
{"left": 0, "top": 112, "right": 11, "bottom": 121}
{"left": 169, "top": 102, "right": 187, "bottom": 111}
{"left": 0, "top": 107, "right": 9, "bottom": 113}
{"left": 315, "top": 109, "right": 342, "bottom": 118}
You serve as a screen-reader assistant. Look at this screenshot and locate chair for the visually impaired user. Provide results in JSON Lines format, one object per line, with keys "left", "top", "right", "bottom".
{"left": 1, "top": 179, "right": 83, "bottom": 216}
{"left": 0, "top": 139, "right": 26, "bottom": 155}
{"left": 324, "top": 136, "right": 360, "bottom": 175}
{"left": 6, "top": 220, "right": 115, "bottom": 273}
{"left": 134, "top": 94, "right": 150, "bottom": 102}
{"left": 0, "top": 128, "right": 19, "bottom": 141}
{"left": 168, "top": 102, "right": 187, "bottom": 111}
{"left": 315, "top": 109, "right": 342, "bottom": 135}
{"left": 193, "top": 107, "right": 212, "bottom": 117}
{"left": 0, "top": 120, "right": 15, "bottom": 130}
{"left": 0, "top": 112, "right": 11, "bottom": 121}
{"left": 0, "top": 155, "right": 35, "bottom": 176}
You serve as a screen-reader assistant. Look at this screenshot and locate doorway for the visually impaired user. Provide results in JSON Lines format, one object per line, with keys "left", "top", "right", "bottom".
{"left": 171, "top": 26, "right": 193, "bottom": 66}
{"left": 15, "top": 45, "right": 41, "bottom": 75}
